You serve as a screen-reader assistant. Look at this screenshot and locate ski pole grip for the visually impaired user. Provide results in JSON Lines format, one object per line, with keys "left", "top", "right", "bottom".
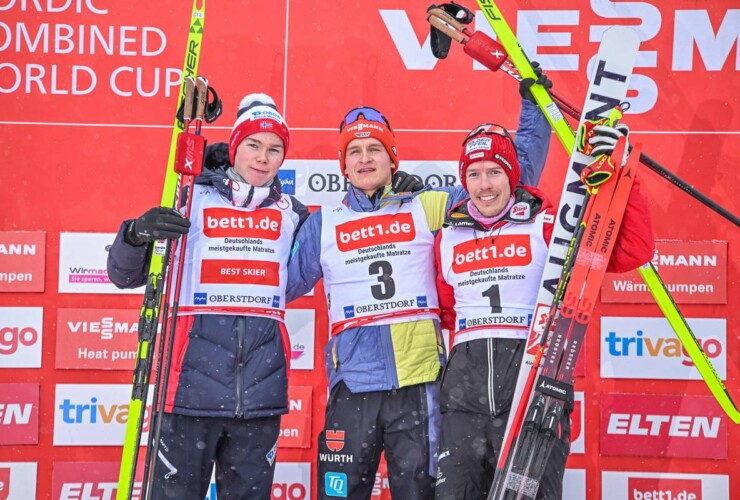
{"left": 195, "top": 77, "right": 208, "bottom": 121}
{"left": 427, "top": 7, "right": 468, "bottom": 32}
{"left": 183, "top": 77, "right": 196, "bottom": 121}
{"left": 427, "top": 13, "right": 466, "bottom": 43}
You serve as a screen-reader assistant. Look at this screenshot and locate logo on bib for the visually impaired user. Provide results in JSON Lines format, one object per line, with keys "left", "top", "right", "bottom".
{"left": 194, "top": 293, "right": 207, "bottom": 305}
{"left": 417, "top": 296, "right": 428, "bottom": 307}
{"left": 343, "top": 306, "right": 355, "bottom": 319}
{"left": 336, "top": 213, "right": 416, "bottom": 252}
{"left": 203, "top": 208, "right": 282, "bottom": 240}
{"left": 272, "top": 295, "right": 280, "bottom": 308}
{"left": 452, "top": 235, "right": 532, "bottom": 273}
{"left": 510, "top": 202, "right": 531, "bottom": 220}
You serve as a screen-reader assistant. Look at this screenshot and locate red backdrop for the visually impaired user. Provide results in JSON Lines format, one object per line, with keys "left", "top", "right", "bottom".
{"left": 1, "top": 0, "right": 738, "bottom": 498}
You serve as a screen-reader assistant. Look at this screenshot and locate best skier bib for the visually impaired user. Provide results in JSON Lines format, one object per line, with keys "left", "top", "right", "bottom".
{"left": 177, "top": 186, "right": 296, "bottom": 319}
{"left": 439, "top": 213, "right": 548, "bottom": 344}
{"left": 320, "top": 200, "right": 439, "bottom": 334}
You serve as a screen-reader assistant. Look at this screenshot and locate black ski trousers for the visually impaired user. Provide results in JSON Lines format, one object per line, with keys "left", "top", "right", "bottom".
{"left": 435, "top": 339, "right": 570, "bottom": 500}
{"left": 317, "top": 381, "right": 438, "bottom": 499}
{"left": 149, "top": 412, "right": 281, "bottom": 500}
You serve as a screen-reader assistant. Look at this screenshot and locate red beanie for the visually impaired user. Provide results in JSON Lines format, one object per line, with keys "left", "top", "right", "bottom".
{"left": 459, "top": 124, "right": 520, "bottom": 193}
{"left": 228, "top": 93, "right": 290, "bottom": 165}
{"left": 338, "top": 118, "right": 398, "bottom": 177}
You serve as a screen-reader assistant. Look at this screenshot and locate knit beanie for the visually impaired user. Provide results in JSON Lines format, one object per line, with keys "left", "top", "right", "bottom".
{"left": 459, "top": 124, "right": 520, "bottom": 193}
{"left": 338, "top": 111, "right": 398, "bottom": 176}
{"left": 228, "top": 93, "right": 290, "bottom": 164}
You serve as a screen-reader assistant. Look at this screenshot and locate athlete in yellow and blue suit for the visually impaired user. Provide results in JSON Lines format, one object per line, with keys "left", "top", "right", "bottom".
{"left": 287, "top": 98, "right": 550, "bottom": 500}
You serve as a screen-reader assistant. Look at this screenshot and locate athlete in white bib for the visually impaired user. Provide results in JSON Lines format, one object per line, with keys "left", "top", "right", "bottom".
{"left": 287, "top": 75, "right": 555, "bottom": 499}
{"left": 107, "top": 94, "right": 308, "bottom": 500}
{"left": 433, "top": 122, "right": 655, "bottom": 500}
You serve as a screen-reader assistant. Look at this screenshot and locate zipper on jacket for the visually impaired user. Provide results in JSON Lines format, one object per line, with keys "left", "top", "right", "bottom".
{"left": 235, "top": 317, "right": 246, "bottom": 418}
{"left": 487, "top": 338, "right": 496, "bottom": 415}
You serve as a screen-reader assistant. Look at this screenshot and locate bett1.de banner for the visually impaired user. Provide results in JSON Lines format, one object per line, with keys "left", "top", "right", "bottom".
{"left": 1, "top": 0, "right": 737, "bottom": 499}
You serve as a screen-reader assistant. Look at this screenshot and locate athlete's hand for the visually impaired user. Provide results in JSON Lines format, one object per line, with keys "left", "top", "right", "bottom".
{"left": 589, "top": 122, "right": 630, "bottom": 167}
{"left": 125, "top": 206, "right": 191, "bottom": 246}
{"left": 392, "top": 171, "right": 425, "bottom": 193}
{"left": 519, "top": 61, "right": 553, "bottom": 104}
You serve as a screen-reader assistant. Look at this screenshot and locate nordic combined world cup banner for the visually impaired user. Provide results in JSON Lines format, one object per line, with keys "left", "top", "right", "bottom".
{"left": 1, "top": 1, "right": 738, "bottom": 499}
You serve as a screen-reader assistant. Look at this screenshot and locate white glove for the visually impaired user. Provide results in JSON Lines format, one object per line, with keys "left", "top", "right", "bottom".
{"left": 589, "top": 123, "right": 630, "bottom": 167}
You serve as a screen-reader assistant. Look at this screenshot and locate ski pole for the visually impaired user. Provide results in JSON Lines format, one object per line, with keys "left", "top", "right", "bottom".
{"left": 426, "top": 5, "right": 739, "bottom": 228}
{"left": 143, "top": 75, "right": 210, "bottom": 500}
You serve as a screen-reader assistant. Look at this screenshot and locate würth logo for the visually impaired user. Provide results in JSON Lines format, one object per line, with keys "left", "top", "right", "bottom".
{"left": 203, "top": 208, "right": 282, "bottom": 240}
{"left": 336, "top": 213, "right": 415, "bottom": 252}
{"left": 326, "top": 429, "right": 345, "bottom": 452}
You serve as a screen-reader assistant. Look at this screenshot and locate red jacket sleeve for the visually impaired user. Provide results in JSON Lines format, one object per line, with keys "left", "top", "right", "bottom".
{"left": 606, "top": 174, "right": 656, "bottom": 273}
{"left": 434, "top": 231, "right": 457, "bottom": 333}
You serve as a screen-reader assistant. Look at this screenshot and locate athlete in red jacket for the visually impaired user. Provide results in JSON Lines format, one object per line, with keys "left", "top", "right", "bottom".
{"left": 433, "top": 121, "right": 654, "bottom": 499}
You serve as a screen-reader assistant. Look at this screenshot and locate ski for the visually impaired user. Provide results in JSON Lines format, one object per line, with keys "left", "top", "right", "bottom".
{"left": 116, "top": 2, "right": 205, "bottom": 499}
{"left": 503, "top": 142, "right": 641, "bottom": 500}
{"left": 466, "top": 19, "right": 640, "bottom": 500}
{"left": 474, "top": 0, "right": 739, "bottom": 426}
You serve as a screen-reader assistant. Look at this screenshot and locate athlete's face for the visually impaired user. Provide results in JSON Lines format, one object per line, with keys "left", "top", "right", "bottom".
{"left": 233, "top": 132, "right": 285, "bottom": 186}
{"left": 466, "top": 160, "right": 511, "bottom": 217}
{"left": 344, "top": 138, "right": 394, "bottom": 197}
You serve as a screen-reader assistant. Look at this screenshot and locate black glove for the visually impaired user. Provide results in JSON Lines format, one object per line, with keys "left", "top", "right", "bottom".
{"left": 590, "top": 122, "right": 630, "bottom": 166}
{"left": 124, "top": 206, "right": 191, "bottom": 246}
{"left": 519, "top": 61, "right": 553, "bottom": 104}
{"left": 391, "top": 171, "right": 424, "bottom": 193}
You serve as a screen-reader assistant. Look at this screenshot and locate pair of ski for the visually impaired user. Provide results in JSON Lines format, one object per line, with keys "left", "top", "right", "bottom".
{"left": 116, "top": 1, "right": 209, "bottom": 499}
{"left": 428, "top": 1, "right": 739, "bottom": 498}
{"left": 499, "top": 133, "right": 642, "bottom": 499}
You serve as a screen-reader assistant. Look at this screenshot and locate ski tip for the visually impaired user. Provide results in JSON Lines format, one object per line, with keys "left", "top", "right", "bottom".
{"left": 601, "top": 25, "right": 640, "bottom": 53}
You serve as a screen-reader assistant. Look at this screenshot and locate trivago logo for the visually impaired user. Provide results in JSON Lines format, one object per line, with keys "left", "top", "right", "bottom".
{"left": 53, "top": 385, "right": 153, "bottom": 446}
{"left": 336, "top": 213, "right": 415, "bottom": 251}
{"left": 0, "top": 307, "right": 43, "bottom": 369}
{"left": 452, "top": 235, "right": 531, "bottom": 273}
{"left": 600, "top": 317, "right": 726, "bottom": 380}
{"left": 203, "top": 208, "right": 282, "bottom": 240}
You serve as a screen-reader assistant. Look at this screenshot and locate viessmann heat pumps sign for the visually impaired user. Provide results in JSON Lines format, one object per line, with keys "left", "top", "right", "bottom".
{"left": 602, "top": 240, "right": 727, "bottom": 304}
